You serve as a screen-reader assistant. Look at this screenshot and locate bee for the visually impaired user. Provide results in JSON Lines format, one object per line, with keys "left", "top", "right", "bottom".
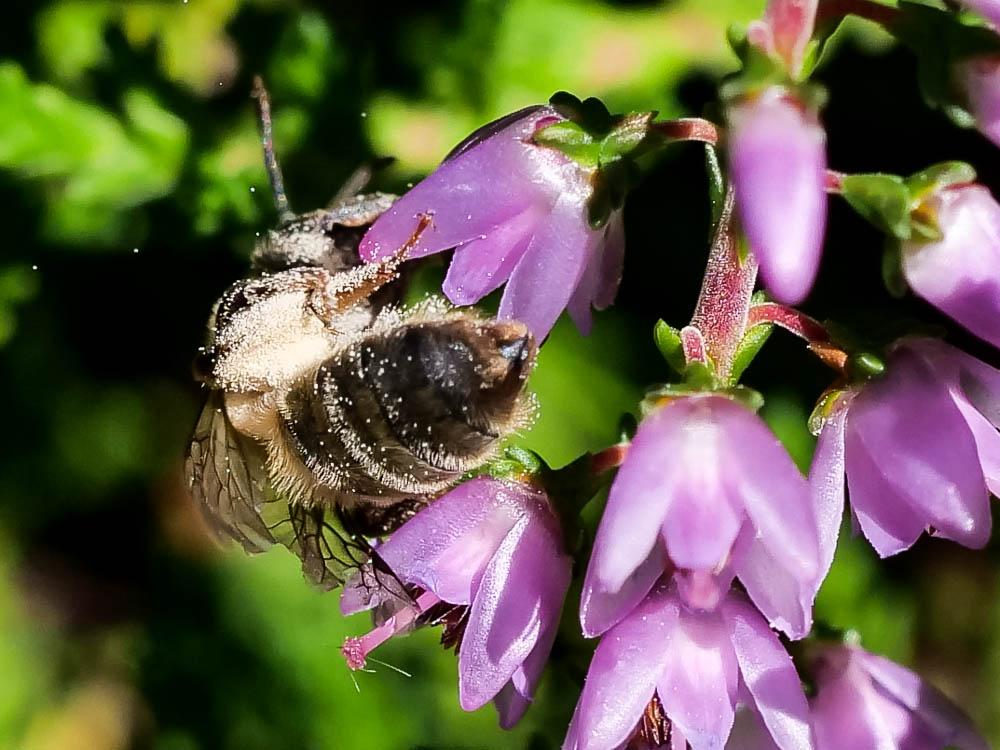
{"left": 185, "top": 79, "right": 537, "bottom": 591}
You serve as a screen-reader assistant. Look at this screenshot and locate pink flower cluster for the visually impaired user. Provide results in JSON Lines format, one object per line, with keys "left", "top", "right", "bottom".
{"left": 335, "top": 0, "right": 1000, "bottom": 747}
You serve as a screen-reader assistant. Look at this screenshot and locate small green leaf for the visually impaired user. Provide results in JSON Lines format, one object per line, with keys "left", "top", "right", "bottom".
{"left": 599, "top": 112, "right": 654, "bottom": 164}
{"left": 705, "top": 144, "right": 726, "bottom": 229}
{"left": 847, "top": 352, "right": 886, "bottom": 381}
{"left": 905, "top": 161, "right": 977, "bottom": 202}
{"left": 840, "top": 173, "right": 913, "bottom": 240}
{"left": 653, "top": 320, "right": 686, "bottom": 375}
{"left": 533, "top": 120, "right": 600, "bottom": 167}
{"left": 728, "top": 322, "right": 774, "bottom": 386}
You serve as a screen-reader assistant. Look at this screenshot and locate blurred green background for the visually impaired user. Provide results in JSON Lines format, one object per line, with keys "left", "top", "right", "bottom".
{"left": 1, "top": 1, "right": 999, "bottom": 748}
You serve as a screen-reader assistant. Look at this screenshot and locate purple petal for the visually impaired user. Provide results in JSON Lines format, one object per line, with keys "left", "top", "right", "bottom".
{"left": 843, "top": 428, "right": 928, "bottom": 557}
{"left": 655, "top": 604, "right": 739, "bottom": 750}
{"left": 493, "top": 593, "right": 563, "bottom": 729}
{"left": 848, "top": 348, "right": 991, "bottom": 549}
{"left": 498, "top": 192, "right": 596, "bottom": 339}
{"left": 580, "top": 541, "right": 669, "bottom": 639}
{"left": 722, "top": 596, "right": 813, "bottom": 750}
{"left": 729, "top": 88, "right": 827, "bottom": 304}
{"left": 582, "top": 404, "right": 681, "bottom": 610}
{"left": 459, "top": 504, "right": 570, "bottom": 711}
{"left": 809, "top": 395, "right": 852, "bottom": 584}
{"left": 718, "top": 398, "right": 819, "bottom": 583}
{"left": 572, "top": 584, "right": 678, "bottom": 750}
{"left": 901, "top": 185, "right": 1000, "bottom": 349}
{"left": 442, "top": 204, "right": 543, "bottom": 305}
{"left": 359, "top": 107, "right": 562, "bottom": 262}
{"left": 373, "top": 477, "right": 525, "bottom": 603}
{"left": 859, "top": 651, "right": 990, "bottom": 750}
{"left": 565, "top": 230, "right": 605, "bottom": 335}
{"left": 660, "top": 399, "right": 747, "bottom": 573}
{"left": 958, "top": 55, "right": 1000, "bottom": 148}
{"left": 953, "top": 395, "right": 1000, "bottom": 496}
{"left": 595, "top": 209, "right": 626, "bottom": 310}
{"left": 811, "top": 650, "right": 904, "bottom": 749}
{"left": 730, "top": 528, "right": 811, "bottom": 640}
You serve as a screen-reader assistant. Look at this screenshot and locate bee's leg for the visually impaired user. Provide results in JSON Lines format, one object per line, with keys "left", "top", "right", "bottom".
{"left": 326, "top": 157, "right": 396, "bottom": 210}
{"left": 321, "top": 214, "right": 432, "bottom": 313}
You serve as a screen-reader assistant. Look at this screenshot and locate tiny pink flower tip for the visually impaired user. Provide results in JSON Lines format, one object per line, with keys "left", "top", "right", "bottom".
{"left": 728, "top": 88, "right": 828, "bottom": 305}
{"left": 359, "top": 107, "right": 625, "bottom": 339}
{"left": 763, "top": 0, "right": 819, "bottom": 76}
{"left": 341, "top": 637, "right": 367, "bottom": 671}
{"left": 818, "top": 338, "right": 999, "bottom": 558}
{"left": 957, "top": 54, "right": 1000, "bottom": 148}
{"left": 811, "top": 644, "right": 989, "bottom": 750}
{"left": 901, "top": 183, "right": 1000, "bottom": 350}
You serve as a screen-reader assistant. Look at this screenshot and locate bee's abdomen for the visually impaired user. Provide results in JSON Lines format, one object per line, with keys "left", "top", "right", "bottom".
{"left": 280, "top": 316, "right": 535, "bottom": 499}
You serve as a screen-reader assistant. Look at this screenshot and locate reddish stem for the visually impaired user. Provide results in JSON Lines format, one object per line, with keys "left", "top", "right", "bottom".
{"left": 590, "top": 443, "right": 630, "bottom": 475}
{"left": 817, "top": 0, "right": 900, "bottom": 29}
{"left": 689, "top": 188, "right": 759, "bottom": 378}
{"left": 747, "top": 303, "right": 849, "bottom": 372}
{"left": 652, "top": 118, "right": 720, "bottom": 145}
{"left": 747, "top": 302, "right": 830, "bottom": 343}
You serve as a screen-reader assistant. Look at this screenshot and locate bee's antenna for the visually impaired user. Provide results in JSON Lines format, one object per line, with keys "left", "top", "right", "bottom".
{"left": 251, "top": 76, "right": 296, "bottom": 225}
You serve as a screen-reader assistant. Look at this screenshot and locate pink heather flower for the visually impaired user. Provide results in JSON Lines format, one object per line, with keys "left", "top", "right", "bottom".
{"left": 340, "top": 477, "right": 572, "bottom": 728}
{"left": 956, "top": 0, "right": 1000, "bottom": 28}
{"left": 728, "top": 88, "right": 828, "bottom": 305}
{"left": 811, "top": 338, "right": 999, "bottom": 558}
{"left": 810, "top": 644, "right": 988, "bottom": 750}
{"left": 901, "top": 183, "right": 1000, "bottom": 349}
{"left": 580, "top": 394, "right": 824, "bottom": 640}
{"left": 957, "top": 55, "right": 1000, "bottom": 148}
{"left": 748, "top": 0, "right": 819, "bottom": 77}
{"left": 359, "top": 106, "right": 625, "bottom": 340}
{"left": 563, "top": 580, "right": 814, "bottom": 750}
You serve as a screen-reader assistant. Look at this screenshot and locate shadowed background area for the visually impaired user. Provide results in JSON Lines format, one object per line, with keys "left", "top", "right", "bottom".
{"left": 0, "top": 1, "right": 998, "bottom": 748}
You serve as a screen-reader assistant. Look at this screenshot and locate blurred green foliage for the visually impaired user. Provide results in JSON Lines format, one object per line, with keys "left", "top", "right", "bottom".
{"left": 1, "top": 1, "right": 998, "bottom": 748}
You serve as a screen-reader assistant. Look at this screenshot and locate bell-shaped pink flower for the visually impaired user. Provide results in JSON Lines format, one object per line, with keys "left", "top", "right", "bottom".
{"left": 564, "top": 580, "right": 814, "bottom": 750}
{"left": 810, "top": 644, "right": 988, "bottom": 750}
{"left": 956, "top": 0, "right": 1000, "bottom": 28}
{"left": 811, "top": 338, "right": 999, "bottom": 558}
{"left": 359, "top": 106, "right": 625, "bottom": 339}
{"left": 340, "top": 477, "right": 572, "bottom": 728}
{"left": 580, "top": 394, "right": 823, "bottom": 640}
{"left": 901, "top": 183, "right": 1000, "bottom": 349}
{"left": 728, "top": 88, "right": 828, "bottom": 304}
{"left": 957, "top": 55, "right": 1000, "bottom": 147}
{"left": 747, "top": 0, "right": 819, "bottom": 77}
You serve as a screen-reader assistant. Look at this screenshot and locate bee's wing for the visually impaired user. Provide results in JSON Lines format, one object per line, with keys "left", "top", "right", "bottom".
{"left": 185, "top": 392, "right": 371, "bottom": 590}
{"left": 186, "top": 392, "right": 277, "bottom": 553}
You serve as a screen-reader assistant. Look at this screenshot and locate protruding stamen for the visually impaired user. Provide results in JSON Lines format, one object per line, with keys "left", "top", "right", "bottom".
{"left": 341, "top": 589, "right": 442, "bottom": 671}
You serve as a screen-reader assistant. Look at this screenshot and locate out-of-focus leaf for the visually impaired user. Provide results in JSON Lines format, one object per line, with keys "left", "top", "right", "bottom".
{"left": 122, "top": 0, "right": 241, "bottom": 96}
{"left": 37, "top": 2, "right": 113, "bottom": 84}
{"left": 0, "top": 63, "right": 187, "bottom": 245}
{"left": 267, "top": 11, "right": 342, "bottom": 101}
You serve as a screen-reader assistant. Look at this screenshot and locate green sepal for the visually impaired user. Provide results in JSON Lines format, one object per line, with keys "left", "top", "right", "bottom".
{"left": 599, "top": 112, "right": 656, "bottom": 164}
{"left": 807, "top": 388, "right": 848, "bottom": 437}
{"left": 533, "top": 120, "right": 600, "bottom": 168}
{"left": 905, "top": 160, "right": 976, "bottom": 201}
{"left": 727, "top": 322, "right": 774, "bottom": 386}
{"left": 723, "top": 24, "right": 789, "bottom": 100}
{"left": 654, "top": 319, "right": 687, "bottom": 375}
{"left": 479, "top": 444, "right": 544, "bottom": 480}
{"left": 549, "top": 91, "right": 614, "bottom": 137}
{"left": 881, "top": 240, "right": 908, "bottom": 298}
{"left": 840, "top": 173, "right": 913, "bottom": 240}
